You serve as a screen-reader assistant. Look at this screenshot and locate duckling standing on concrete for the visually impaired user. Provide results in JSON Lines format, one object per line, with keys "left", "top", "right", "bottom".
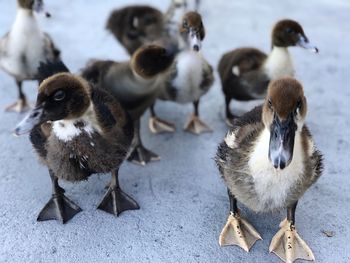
{"left": 14, "top": 62, "right": 139, "bottom": 223}
{"left": 149, "top": 11, "right": 214, "bottom": 135}
{"left": 215, "top": 77, "right": 323, "bottom": 262}
{"left": 81, "top": 45, "right": 175, "bottom": 166}
{"left": 0, "top": 0, "right": 59, "bottom": 112}
{"left": 218, "top": 19, "right": 318, "bottom": 126}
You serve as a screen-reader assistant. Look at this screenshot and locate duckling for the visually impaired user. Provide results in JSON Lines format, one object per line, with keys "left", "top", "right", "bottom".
{"left": 14, "top": 63, "right": 139, "bottom": 223}
{"left": 149, "top": 11, "right": 214, "bottom": 135}
{"left": 0, "top": 0, "right": 60, "bottom": 112}
{"left": 81, "top": 44, "right": 175, "bottom": 166}
{"left": 218, "top": 19, "right": 318, "bottom": 126}
{"left": 106, "top": 1, "right": 188, "bottom": 56}
{"left": 215, "top": 77, "right": 323, "bottom": 262}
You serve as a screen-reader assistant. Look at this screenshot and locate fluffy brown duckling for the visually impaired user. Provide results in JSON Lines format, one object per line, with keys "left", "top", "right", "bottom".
{"left": 14, "top": 64, "right": 139, "bottom": 223}
{"left": 215, "top": 77, "right": 323, "bottom": 262}
{"left": 106, "top": 1, "right": 190, "bottom": 55}
{"left": 149, "top": 11, "right": 214, "bottom": 135}
{"left": 0, "top": 0, "right": 59, "bottom": 112}
{"left": 81, "top": 45, "right": 175, "bottom": 166}
{"left": 218, "top": 19, "right": 318, "bottom": 126}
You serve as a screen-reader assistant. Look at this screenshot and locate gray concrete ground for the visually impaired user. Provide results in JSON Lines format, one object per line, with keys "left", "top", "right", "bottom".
{"left": 0, "top": 0, "right": 350, "bottom": 262}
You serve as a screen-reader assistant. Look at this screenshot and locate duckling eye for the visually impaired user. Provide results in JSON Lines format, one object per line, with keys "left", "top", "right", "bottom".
{"left": 183, "top": 20, "right": 188, "bottom": 28}
{"left": 53, "top": 90, "right": 66, "bottom": 101}
{"left": 285, "top": 28, "right": 294, "bottom": 34}
{"left": 268, "top": 99, "right": 273, "bottom": 109}
{"left": 294, "top": 99, "right": 302, "bottom": 115}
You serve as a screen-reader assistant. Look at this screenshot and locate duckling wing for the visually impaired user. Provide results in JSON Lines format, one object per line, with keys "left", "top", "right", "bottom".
{"left": 36, "top": 60, "right": 70, "bottom": 84}
{"left": 43, "top": 32, "right": 61, "bottom": 61}
{"left": 300, "top": 126, "right": 324, "bottom": 188}
{"left": 90, "top": 88, "right": 133, "bottom": 145}
{"left": 218, "top": 48, "right": 268, "bottom": 100}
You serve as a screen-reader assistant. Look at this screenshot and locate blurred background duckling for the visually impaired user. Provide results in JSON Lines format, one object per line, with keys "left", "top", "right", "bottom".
{"left": 215, "top": 77, "right": 323, "bottom": 262}
{"left": 14, "top": 60, "right": 139, "bottom": 223}
{"left": 105, "top": 0, "right": 200, "bottom": 56}
{"left": 81, "top": 44, "right": 175, "bottom": 166}
{"left": 0, "top": 0, "right": 58, "bottom": 112}
{"left": 218, "top": 19, "right": 318, "bottom": 126}
{"left": 149, "top": 11, "right": 214, "bottom": 135}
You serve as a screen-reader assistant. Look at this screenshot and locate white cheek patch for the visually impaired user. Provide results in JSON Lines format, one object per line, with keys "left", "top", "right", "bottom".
{"left": 232, "top": 66, "right": 240, "bottom": 76}
{"left": 224, "top": 131, "right": 238, "bottom": 149}
{"left": 132, "top": 17, "right": 139, "bottom": 28}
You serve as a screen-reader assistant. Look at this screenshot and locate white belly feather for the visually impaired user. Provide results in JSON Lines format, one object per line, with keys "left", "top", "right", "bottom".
{"left": 0, "top": 9, "right": 47, "bottom": 79}
{"left": 171, "top": 50, "right": 206, "bottom": 103}
{"left": 263, "top": 47, "right": 295, "bottom": 80}
{"left": 248, "top": 129, "right": 304, "bottom": 211}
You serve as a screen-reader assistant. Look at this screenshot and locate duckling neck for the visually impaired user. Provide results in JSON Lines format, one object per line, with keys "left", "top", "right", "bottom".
{"left": 263, "top": 46, "right": 295, "bottom": 80}
{"left": 12, "top": 7, "right": 38, "bottom": 34}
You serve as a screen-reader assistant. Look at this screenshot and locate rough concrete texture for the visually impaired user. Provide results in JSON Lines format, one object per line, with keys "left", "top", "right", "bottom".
{"left": 0, "top": 0, "right": 349, "bottom": 262}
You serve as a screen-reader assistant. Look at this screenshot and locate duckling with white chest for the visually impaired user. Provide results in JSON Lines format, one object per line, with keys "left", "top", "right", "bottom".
{"left": 218, "top": 19, "right": 318, "bottom": 125}
{"left": 0, "top": 0, "right": 59, "bottom": 112}
{"left": 215, "top": 78, "right": 323, "bottom": 262}
{"left": 14, "top": 67, "right": 139, "bottom": 223}
{"left": 149, "top": 11, "right": 214, "bottom": 135}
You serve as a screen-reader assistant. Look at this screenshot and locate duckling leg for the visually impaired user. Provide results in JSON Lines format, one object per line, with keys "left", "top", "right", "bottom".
{"left": 148, "top": 103, "right": 176, "bottom": 134}
{"left": 5, "top": 80, "right": 30, "bottom": 112}
{"left": 184, "top": 100, "right": 212, "bottom": 135}
{"left": 98, "top": 169, "right": 139, "bottom": 216}
{"left": 225, "top": 97, "right": 237, "bottom": 127}
{"left": 219, "top": 189, "right": 262, "bottom": 251}
{"left": 269, "top": 202, "right": 315, "bottom": 263}
{"left": 128, "top": 119, "right": 160, "bottom": 166}
{"left": 37, "top": 170, "right": 82, "bottom": 224}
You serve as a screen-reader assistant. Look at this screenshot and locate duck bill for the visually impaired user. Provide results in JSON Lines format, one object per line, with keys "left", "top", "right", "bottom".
{"left": 188, "top": 29, "right": 202, "bottom": 52}
{"left": 268, "top": 114, "right": 297, "bottom": 170}
{"left": 14, "top": 106, "right": 44, "bottom": 136}
{"left": 33, "top": 0, "right": 51, "bottom": 17}
{"left": 297, "top": 33, "right": 318, "bottom": 53}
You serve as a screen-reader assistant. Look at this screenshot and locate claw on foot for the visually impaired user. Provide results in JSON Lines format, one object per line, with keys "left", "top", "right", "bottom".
{"left": 127, "top": 145, "right": 160, "bottom": 166}
{"left": 269, "top": 218, "right": 315, "bottom": 263}
{"left": 149, "top": 116, "right": 176, "bottom": 134}
{"left": 219, "top": 213, "right": 262, "bottom": 252}
{"left": 184, "top": 114, "right": 212, "bottom": 135}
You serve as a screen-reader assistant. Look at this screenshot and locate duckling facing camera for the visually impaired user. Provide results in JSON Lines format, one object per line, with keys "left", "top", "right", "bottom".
{"left": 0, "top": 0, "right": 59, "bottom": 112}
{"left": 215, "top": 77, "right": 323, "bottom": 262}
{"left": 14, "top": 63, "right": 139, "bottom": 223}
{"left": 218, "top": 19, "right": 318, "bottom": 126}
{"left": 81, "top": 45, "right": 175, "bottom": 166}
{"left": 149, "top": 11, "right": 214, "bottom": 135}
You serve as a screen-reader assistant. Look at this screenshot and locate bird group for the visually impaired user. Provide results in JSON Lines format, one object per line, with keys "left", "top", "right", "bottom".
{"left": 0, "top": 1, "right": 324, "bottom": 262}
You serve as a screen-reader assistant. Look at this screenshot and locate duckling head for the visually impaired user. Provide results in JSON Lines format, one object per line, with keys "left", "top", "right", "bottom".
{"left": 131, "top": 44, "right": 175, "bottom": 79}
{"left": 180, "top": 11, "right": 205, "bottom": 52}
{"left": 15, "top": 73, "right": 90, "bottom": 135}
{"left": 18, "top": 0, "right": 51, "bottom": 17}
{"left": 262, "top": 77, "right": 307, "bottom": 170}
{"left": 272, "top": 19, "right": 318, "bottom": 53}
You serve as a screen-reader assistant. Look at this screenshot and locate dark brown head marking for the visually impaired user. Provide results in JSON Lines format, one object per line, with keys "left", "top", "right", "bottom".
{"left": 131, "top": 45, "right": 175, "bottom": 79}
{"left": 37, "top": 73, "right": 91, "bottom": 120}
{"left": 180, "top": 11, "right": 205, "bottom": 40}
{"left": 263, "top": 77, "right": 307, "bottom": 126}
{"left": 272, "top": 19, "right": 308, "bottom": 47}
